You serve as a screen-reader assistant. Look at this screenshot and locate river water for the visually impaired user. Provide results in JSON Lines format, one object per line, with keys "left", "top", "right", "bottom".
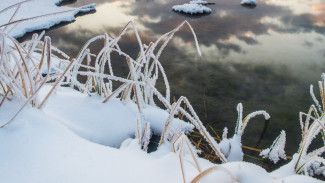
{"left": 20, "top": 0, "right": 325, "bottom": 168}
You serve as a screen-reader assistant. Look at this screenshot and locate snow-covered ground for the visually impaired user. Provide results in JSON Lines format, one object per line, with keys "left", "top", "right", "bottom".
{"left": 40, "top": 86, "right": 193, "bottom": 147}
{"left": 0, "top": 86, "right": 323, "bottom": 183}
{"left": 0, "top": 1, "right": 325, "bottom": 183}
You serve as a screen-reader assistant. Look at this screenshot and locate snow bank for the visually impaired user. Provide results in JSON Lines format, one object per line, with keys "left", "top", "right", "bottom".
{"left": 0, "top": 88, "right": 322, "bottom": 183}
{"left": 172, "top": 4, "right": 212, "bottom": 14}
{"left": 0, "top": 0, "right": 95, "bottom": 38}
{"left": 0, "top": 101, "right": 194, "bottom": 183}
{"left": 40, "top": 86, "right": 193, "bottom": 147}
{"left": 240, "top": 0, "right": 257, "bottom": 6}
{"left": 0, "top": 98, "right": 321, "bottom": 183}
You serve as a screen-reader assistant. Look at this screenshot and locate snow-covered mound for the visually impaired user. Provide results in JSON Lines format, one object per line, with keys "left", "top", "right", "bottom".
{"left": 0, "top": 100, "right": 192, "bottom": 183}
{"left": 40, "top": 86, "right": 193, "bottom": 147}
{"left": 189, "top": 0, "right": 209, "bottom": 5}
{"left": 240, "top": 0, "right": 257, "bottom": 6}
{"left": 0, "top": 97, "right": 322, "bottom": 183}
{"left": 172, "top": 3, "right": 212, "bottom": 14}
{"left": 0, "top": 0, "right": 95, "bottom": 38}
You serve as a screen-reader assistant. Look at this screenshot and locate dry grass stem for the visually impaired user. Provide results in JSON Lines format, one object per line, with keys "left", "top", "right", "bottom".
{"left": 190, "top": 166, "right": 238, "bottom": 183}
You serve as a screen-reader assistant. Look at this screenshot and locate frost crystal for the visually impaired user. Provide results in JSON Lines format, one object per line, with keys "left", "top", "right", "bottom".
{"left": 260, "top": 130, "right": 286, "bottom": 164}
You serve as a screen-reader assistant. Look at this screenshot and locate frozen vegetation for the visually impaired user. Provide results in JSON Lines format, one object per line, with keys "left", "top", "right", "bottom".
{"left": 1, "top": 0, "right": 325, "bottom": 183}
{"left": 172, "top": 3, "right": 212, "bottom": 15}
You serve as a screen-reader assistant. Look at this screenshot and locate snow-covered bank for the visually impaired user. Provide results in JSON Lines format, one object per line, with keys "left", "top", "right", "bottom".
{"left": 0, "top": 0, "right": 95, "bottom": 38}
{"left": 41, "top": 86, "right": 193, "bottom": 147}
{"left": 0, "top": 99, "right": 190, "bottom": 183}
{"left": 0, "top": 86, "right": 323, "bottom": 183}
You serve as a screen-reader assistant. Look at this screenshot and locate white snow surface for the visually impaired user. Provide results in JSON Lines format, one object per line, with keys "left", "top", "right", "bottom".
{"left": 240, "top": 0, "right": 257, "bottom": 6}
{"left": 0, "top": 86, "right": 323, "bottom": 183}
{"left": 172, "top": 3, "right": 212, "bottom": 14}
{"left": 0, "top": 0, "right": 95, "bottom": 38}
{"left": 219, "top": 135, "right": 244, "bottom": 162}
{"left": 189, "top": 0, "right": 209, "bottom": 5}
{"left": 0, "top": 102, "right": 190, "bottom": 183}
{"left": 40, "top": 86, "right": 194, "bottom": 147}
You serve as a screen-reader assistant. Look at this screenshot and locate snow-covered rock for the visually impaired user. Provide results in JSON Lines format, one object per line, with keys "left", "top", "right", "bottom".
{"left": 189, "top": 0, "right": 209, "bottom": 5}
{"left": 240, "top": 0, "right": 257, "bottom": 6}
{"left": 172, "top": 3, "right": 212, "bottom": 14}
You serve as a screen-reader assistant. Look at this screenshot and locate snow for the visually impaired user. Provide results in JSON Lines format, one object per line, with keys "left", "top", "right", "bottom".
{"left": 40, "top": 86, "right": 193, "bottom": 147}
{"left": 189, "top": 0, "right": 209, "bottom": 5}
{"left": 0, "top": 98, "right": 321, "bottom": 183}
{"left": 240, "top": 0, "right": 257, "bottom": 6}
{"left": 260, "top": 130, "right": 287, "bottom": 163}
{"left": 0, "top": 101, "right": 189, "bottom": 183}
{"left": 0, "top": 0, "right": 95, "bottom": 38}
{"left": 172, "top": 4, "right": 212, "bottom": 15}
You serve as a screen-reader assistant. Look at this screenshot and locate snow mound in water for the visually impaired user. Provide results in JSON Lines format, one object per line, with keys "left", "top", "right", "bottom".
{"left": 241, "top": 0, "right": 257, "bottom": 6}
{"left": 189, "top": 0, "right": 209, "bottom": 5}
{"left": 172, "top": 3, "right": 212, "bottom": 14}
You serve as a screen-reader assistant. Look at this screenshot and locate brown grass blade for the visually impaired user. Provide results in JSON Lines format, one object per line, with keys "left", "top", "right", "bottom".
{"left": 102, "top": 83, "right": 127, "bottom": 103}
{"left": 0, "top": 88, "right": 10, "bottom": 108}
{"left": 34, "top": 37, "right": 47, "bottom": 81}
{"left": 178, "top": 139, "right": 186, "bottom": 183}
{"left": 3, "top": 2, "right": 22, "bottom": 31}
{"left": 190, "top": 166, "right": 238, "bottom": 183}
{"left": 0, "top": 9, "right": 76, "bottom": 28}
{"left": 0, "top": 0, "right": 33, "bottom": 15}
{"left": 0, "top": 53, "right": 51, "bottom": 128}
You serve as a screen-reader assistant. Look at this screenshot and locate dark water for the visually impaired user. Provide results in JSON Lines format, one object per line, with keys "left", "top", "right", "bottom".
{"left": 20, "top": 0, "right": 325, "bottom": 169}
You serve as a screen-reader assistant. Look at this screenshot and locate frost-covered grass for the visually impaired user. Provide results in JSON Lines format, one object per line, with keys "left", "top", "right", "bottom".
{"left": 1, "top": 1, "right": 325, "bottom": 182}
